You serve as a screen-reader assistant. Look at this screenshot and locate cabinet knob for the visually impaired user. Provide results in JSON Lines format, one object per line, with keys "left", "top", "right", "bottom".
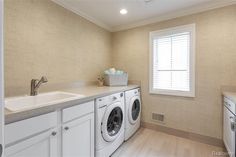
{"left": 51, "top": 131, "right": 57, "bottom": 136}
{"left": 64, "top": 126, "right": 69, "bottom": 130}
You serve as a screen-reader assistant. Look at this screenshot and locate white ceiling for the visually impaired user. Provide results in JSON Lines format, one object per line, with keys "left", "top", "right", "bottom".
{"left": 52, "top": 0, "right": 236, "bottom": 31}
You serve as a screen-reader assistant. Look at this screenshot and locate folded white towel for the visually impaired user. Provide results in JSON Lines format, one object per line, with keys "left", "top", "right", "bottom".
{"left": 104, "top": 68, "right": 125, "bottom": 75}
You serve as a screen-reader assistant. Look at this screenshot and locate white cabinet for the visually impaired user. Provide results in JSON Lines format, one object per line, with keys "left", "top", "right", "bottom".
{"left": 223, "top": 97, "right": 236, "bottom": 157}
{"left": 5, "top": 112, "right": 57, "bottom": 145}
{"left": 223, "top": 106, "right": 235, "bottom": 157}
{"left": 5, "top": 129, "right": 58, "bottom": 157}
{"left": 5, "top": 101, "right": 95, "bottom": 157}
{"left": 62, "top": 113, "right": 94, "bottom": 157}
{"left": 5, "top": 112, "right": 58, "bottom": 157}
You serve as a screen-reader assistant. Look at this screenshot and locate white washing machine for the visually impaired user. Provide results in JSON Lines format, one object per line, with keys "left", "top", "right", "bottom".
{"left": 95, "top": 92, "right": 125, "bottom": 157}
{"left": 125, "top": 88, "right": 141, "bottom": 141}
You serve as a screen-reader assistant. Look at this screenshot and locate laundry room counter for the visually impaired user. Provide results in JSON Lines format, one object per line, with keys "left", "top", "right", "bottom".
{"left": 5, "top": 84, "right": 140, "bottom": 124}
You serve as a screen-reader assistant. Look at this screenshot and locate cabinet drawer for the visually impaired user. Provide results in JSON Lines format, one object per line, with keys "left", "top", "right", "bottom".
{"left": 5, "top": 112, "right": 57, "bottom": 145}
{"left": 62, "top": 101, "right": 94, "bottom": 123}
{"left": 224, "top": 97, "right": 235, "bottom": 114}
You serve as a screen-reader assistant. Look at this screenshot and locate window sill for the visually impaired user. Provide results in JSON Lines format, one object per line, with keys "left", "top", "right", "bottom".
{"left": 149, "top": 89, "right": 195, "bottom": 98}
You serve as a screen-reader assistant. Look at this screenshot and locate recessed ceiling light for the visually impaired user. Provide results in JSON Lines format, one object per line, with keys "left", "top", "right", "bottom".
{"left": 120, "top": 9, "right": 128, "bottom": 15}
{"left": 144, "top": 0, "right": 152, "bottom": 3}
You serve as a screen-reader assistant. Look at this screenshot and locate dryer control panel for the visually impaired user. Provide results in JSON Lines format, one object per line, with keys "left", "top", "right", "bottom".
{"left": 96, "top": 92, "right": 124, "bottom": 108}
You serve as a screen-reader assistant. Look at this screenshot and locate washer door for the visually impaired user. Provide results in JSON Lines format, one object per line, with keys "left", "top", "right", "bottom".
{"left": 128, "top": 96, "right": 141, "bottom": 125}
{"left": 101, "top": 102, "right": 123, "bottom": 142}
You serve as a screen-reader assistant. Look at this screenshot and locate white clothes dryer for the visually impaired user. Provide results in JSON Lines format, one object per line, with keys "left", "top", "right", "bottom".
{"left": 124, "top": 88, "right": 141, "bottom": 141}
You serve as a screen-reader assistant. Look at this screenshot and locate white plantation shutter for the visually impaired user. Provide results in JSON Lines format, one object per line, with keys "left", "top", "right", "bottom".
{"left": 150, "top": 24, "right": 195, "bottom": 97}
{"left": 153, "top": 32, "right": 190, "bottom": 91}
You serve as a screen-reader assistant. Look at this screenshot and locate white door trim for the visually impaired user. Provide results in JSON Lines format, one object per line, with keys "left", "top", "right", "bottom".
{"left": 0, "top": 0, "right": 4, "bottom": 156}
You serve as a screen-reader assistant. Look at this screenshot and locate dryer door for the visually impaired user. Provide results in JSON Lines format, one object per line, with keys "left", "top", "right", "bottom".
{"left": 101, "top": 102, "right": 123, "bottom": 142}
{"left": 128, "top": 96, "right": 141, "bottom": 125}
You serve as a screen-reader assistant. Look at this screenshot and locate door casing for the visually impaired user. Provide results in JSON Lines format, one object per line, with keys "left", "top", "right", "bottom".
{"left": 0, "top": 0, "right": 5, "bottom": 156}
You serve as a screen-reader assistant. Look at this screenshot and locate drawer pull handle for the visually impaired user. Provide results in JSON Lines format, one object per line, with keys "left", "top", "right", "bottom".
{"left": 225, "top": 102, "right": 231, "bottom": 107}
{"left": 231, "top": 122, "right": 236, "bottom": 132}
{"left": 64, "top": 126, "right": 69, "bottom": 130}
{"left": 51, "top": 131, "right": 57, "bottom": 136}
{"left": 230, "top": 117, "right": 236, "bottom": 132}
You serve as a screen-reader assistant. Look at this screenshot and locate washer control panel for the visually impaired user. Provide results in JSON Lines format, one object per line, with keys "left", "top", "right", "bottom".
{"left": 96, "top": 92, "right": 125, "bottom": 108}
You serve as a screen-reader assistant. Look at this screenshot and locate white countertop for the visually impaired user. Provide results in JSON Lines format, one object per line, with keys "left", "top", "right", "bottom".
{"left": 5, "top": 84, "right": 139, "bottom": 124}
{"left": 222, "top": 91, "right": 236, "bottom": 104}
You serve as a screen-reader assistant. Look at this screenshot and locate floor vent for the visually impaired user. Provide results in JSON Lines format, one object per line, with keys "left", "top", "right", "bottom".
{"left": 152, "top": 113, "right": 165, "bottom": 123}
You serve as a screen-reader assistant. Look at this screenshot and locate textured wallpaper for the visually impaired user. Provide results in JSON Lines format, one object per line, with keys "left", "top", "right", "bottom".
{"left": 112, "top": 5, "right": 236, "bottom": 139}
{"left": 4, "top": 0, "right": 111, "bottom": 96}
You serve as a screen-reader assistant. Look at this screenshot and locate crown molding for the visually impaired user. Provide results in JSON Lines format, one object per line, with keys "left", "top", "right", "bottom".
{"left": 51, "top": 0, "right": 236, "bottom": 32}
{"left": 112, "top": 1, "right": 236, "bottom": 32}
{"left": 51, "top": 0, "right": 112, "bottom": 31}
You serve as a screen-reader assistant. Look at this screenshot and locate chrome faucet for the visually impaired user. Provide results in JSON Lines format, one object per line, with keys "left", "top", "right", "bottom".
{"left": 30, "top": 76, "right": 48, "bottom": 96}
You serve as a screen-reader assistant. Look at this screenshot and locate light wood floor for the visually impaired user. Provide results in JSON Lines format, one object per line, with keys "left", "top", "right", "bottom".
{"left": 112, "top": 128, "right": 227, "bottom": 157}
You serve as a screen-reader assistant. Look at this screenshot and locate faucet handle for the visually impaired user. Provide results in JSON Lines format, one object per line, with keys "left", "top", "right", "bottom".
{"left": 40, "top": 76, "right": 48, "bottom": 83}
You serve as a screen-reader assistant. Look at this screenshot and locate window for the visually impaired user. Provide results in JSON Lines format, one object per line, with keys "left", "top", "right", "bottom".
{"left": 149, "top": 24, "right": 195, "bottom": 97}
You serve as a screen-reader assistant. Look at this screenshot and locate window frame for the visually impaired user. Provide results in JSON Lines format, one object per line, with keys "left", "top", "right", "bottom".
{"left": 149, "top": 24, "right": 196, "bottom": 97}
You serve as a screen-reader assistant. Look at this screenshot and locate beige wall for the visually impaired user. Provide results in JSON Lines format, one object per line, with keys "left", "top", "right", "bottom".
{"left": 112, "top": 5, "right": 236, "bottom": 139}
{"left": 4, "top": 0, "right": 236, "bottom": 139}
{"left": 4, "top": 0, "right": 111, "bottom": 96}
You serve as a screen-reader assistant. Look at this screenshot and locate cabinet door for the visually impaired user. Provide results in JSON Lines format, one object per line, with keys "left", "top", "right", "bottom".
{"left": 223, "top": 107, "right": 235, "bottom": 157}
{"left": 5, "top": 129, "right": 58, "bottom": 157}
{"left": 62, "top": 113, "right": 94, "bottom": 157}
